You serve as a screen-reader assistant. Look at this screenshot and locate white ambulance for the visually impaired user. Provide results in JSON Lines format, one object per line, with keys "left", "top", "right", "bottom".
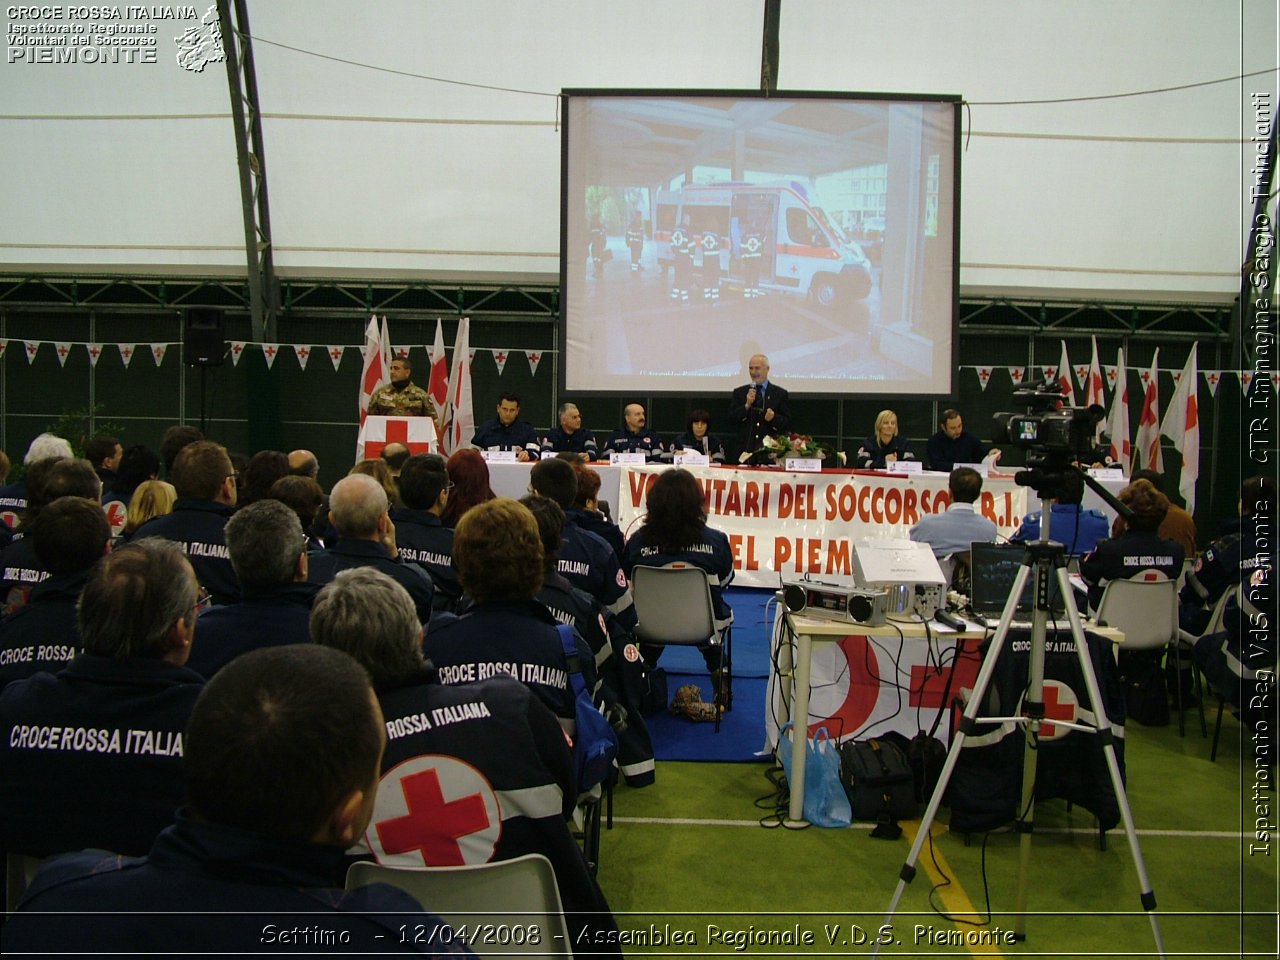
{"left": 653, "top": 182, "right": 874, "bottom": 306}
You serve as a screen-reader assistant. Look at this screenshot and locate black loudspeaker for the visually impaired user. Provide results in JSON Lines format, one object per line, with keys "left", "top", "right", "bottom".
{"left": 184, "top": 308, "right": 226, "bottom": 367}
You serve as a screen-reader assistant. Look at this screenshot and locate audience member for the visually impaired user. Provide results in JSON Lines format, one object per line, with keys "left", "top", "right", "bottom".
{"left": 4, "top": 644, "right": 462, "bottom": 955}
{"left": 0, "top": 449, "right": 11, "bottom": 543}
{"left": 307, "top": 472, "right": 435, "bottom": 624}
{"left": 236, "top": 449, "right": 290, "bottom": 508}
{"left": 1183, "top": 476, "right": 1272, "bottom": 636}
{"left": 0, "top": 497, "right": 110, "bottom": 688}
{"left": 0, "top": 458, "right": 101, "bottom": 614}
{"left": 671, "top": 408, "right": 727, "bottom": 463}
{"left": 0, "top": 435, "right": 75, "bottom": 526}
{"left": 269, "top": 474, "right": 327, "bottom": 549}
{"left": 604, "top": 403, "right": 664, "bottom": 462}
{"left": 1112, "top": 468, "right": 1197, "bottom": 557}
{"left": 0, "top": 539, "right": 204, "bottom": 858}
{"left": 909, "top": 466, "right": 999, "bottom": 560}
{"left": 471, "top": 392, "right": 541, "bottom": 461}
{"left": 542, "top": 402, "right": 597, "bottom": 460}
{"left": 439, "top": 448, "right": 495, "bottom": 528}
{"left": 24, "top": 432, "right": 75, "bottom": 465}
{"left": 621, "top": 468, "right": 734, "bottom": 681}
{"left": 1080, "top": 479, "right": 1185, "bottom": 612}
{"left": 132, "top": 440, "right": 239, "bottom": 605}
{"left": 1010, "top": 469, "right": 1109, "bottom": 555}
{"left": 925, "top": 409, "right": 1000, "bottom": 472}
{"left": 349, "top": 457, "right": 401, "bottom": 508}
{"left": 728, "top": 354, "right": 790, "bottom": 456}
{"left": 854, "top": 409, "right": 916, "bottom": 469}
{"left": 287, "top": 448, "right": 320, "bottom": 480}
{"left": 104, "top": 444, "right": 161, "bottom": 509}
{"left": 530, "top": 458, "right": 634, "bottom": 625}
{"left": 123, "top": 479, "right": 177, "bottom": 537}
{"left": 84, "top": 434, "right": 124, "bottom": 493}
{"left": 390, "top": 453, "right": 461, "bottom": 611}
{"left": 380, "top": 441, "right": 412, "bottom": 476}
{"left": 569, "top": 462, "right": 625, "bottom": 561}
{"left": 159, "top": 424, "right": 203, "bottom": 477}
{"left": 424, "top": 498, "right": 577, "bottom": 725}
{"left": 311, "top": 567, "right": 621, "bottom": 950}
{"left": 185, "top": 500, "right": 317, "bottom": 679}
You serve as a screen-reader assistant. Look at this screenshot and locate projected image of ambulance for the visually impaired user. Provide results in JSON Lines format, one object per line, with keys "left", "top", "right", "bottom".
{"left": 655, "top": 182, "right": 874, "bottom": 308}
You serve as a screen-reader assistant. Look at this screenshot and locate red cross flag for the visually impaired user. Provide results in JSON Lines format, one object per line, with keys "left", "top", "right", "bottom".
{"left": 369, "top": 756, "right": 501, "bottom": 866}
{"left": 1240, "top": 370, "right": 1254, "bottom": 394}
{"left": 1203, "top": 370, "right": 1220, "bottom": 396}
{"left": 1008, "top": 366, "right": 1025, "bottom": 385}
{"left": 526, "top": 350, "right": 542, "bottom": 378}
{"left": 1160, "top": 344, "right": 1199, "bottom": 512}
{"left": 150, "top": 343, "right": 168, "bottom": 367}
{"left": 428, "top": 319, "right": 449, "bottom": 410}
{"left": 358, "top": 416, "right": 437, "bottom": 460}
{"left": 261, "top": 343, "right": 279, "bottom": 370}
{"left": 358, "top": 315, "right": 389, "bottom": 433}
{"left": 229, "top": 341, "right": 245, "bottom": 367}
{"left": 0, "top": 340, "right": 6, "bottom": 359}
{"left": 24, "top": 341, "right": 40, "bottom": 364}
{"left": 1106, "top": 347, "right": 1130, "bottom": 466}
{"left": 118, "top": 344, "right": 135, "bottom": 368}
{"left": 976, "top": 366, "right": 992, "bottom": 390}
{"left": 54, "top": 342, "right": 72, "bottom": 367}
{"left": 87, "top": 343, "right": 103, "bottom": 367}
{"left": 327, "top": 345, "right": 345, "bottom": 371}
{"left": 440, "top": 318, "right": 474, "bottom": 455}
{"left": 293, "top": 344, "right": 311, "bottom": 370}
{"left": 1134, "top": 349, "right": 1162, "bottom": 472}
{"left": 492, "top": 349, "right": 508, "bottom": 375}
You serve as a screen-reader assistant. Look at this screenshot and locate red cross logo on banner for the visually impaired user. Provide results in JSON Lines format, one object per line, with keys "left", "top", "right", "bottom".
{"left": 119, "top": 345, "right": 134, "bottom": 364}
{"left": 1140, "top": 369, "right": 1152, "bottom": 387}
{"left": 370, "top": 755, "right": 501, "bottom": 866}
{"left": 362, "top": 418, "right": 434, "bottom": 459}
{"left": 1026, "top": 680, "right": 1077, "bottom": 739}
{"left": 56, "top": 344, "right": 69, "bottom": 361}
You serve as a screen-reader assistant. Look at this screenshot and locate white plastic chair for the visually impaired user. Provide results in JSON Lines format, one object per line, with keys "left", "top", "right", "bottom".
{"left": 1178, "top": 584, "right": 1242, "bottom": 759}
{"left": 630, "top": 564, "right": 731, "bottom": 733}
{"left": 346, "top": 853, "right": 572, "bottom": 959}
{"left": 1095, "top": 577, "right": 1183, "bottom": 732}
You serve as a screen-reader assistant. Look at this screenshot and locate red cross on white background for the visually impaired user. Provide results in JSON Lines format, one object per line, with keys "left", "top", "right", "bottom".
{"left": 1029, "top": 681, "right": 1076, "bottom": 739}
{"left": 377, "top": 768, "right": 489, "bottom": 865}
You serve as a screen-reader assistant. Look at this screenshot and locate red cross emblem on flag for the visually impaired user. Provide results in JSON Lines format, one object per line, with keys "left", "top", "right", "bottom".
{"left": 529, "top": 352, "right": 540, "bottom": 364}
{"left": 359, "top": 416, "right": 436, "bottom": 459}
{"left": 263, "top": 345, "right": 277, "bottom": 359}
{"left": 1024, "top": 680, "right": 1077, "bottom": 740}
{"left": 495, "top": 351, "right": 506, "bottom": 364}
{"left": 329, "top": 347, "right": 342, "bottom": 361}
{"left": 57, "top": 344, "right": 69, "bottom": 360}
{"left": 297, "top": 346, "right": 310, "bottom": 361}
{"left": 1140, "top": 370, "right": 1152, "bottom": 386}
{"left": 370, "top": 756, "right": 500, "bottom": 866}
{"left": 88, "top": 345, "right": 101, "bottom": 362}
{"left": 120, "top": 346, "right": 134, "bottom": 361}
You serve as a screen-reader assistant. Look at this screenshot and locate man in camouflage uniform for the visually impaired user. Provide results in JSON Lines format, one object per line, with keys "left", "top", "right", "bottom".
{"left": 368, "top": 358, "right": 436, "bottom": 420}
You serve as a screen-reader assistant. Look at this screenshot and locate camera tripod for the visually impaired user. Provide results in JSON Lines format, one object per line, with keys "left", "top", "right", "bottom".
{"left": 872, "top": 506, "right": 1166, "bottom": 957}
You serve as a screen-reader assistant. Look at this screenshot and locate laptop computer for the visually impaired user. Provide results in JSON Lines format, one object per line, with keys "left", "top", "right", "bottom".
{"left": 967, "top": 542, "right": 1067, "bottom": 627}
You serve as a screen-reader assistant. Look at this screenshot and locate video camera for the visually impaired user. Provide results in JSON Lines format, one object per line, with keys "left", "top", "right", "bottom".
{"left": 993, "top": 378, "right": 1107, "bottom": 460}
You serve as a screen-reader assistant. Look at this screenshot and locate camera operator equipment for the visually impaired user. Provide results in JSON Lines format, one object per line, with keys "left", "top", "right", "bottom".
{"left": 873, "top": 379, "right": 1167, "bottom": 957}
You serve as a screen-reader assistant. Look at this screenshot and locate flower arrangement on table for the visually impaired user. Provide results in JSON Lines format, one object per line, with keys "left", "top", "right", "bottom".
{"left": 753, "top": 433, "right": 847, "bottom": 466}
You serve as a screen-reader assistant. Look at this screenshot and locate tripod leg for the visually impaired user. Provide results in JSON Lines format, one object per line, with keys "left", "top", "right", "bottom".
{"left": 873, "top": 563, "right": 1033, "bottom": 956}
{"left": 1055, "top": 566, "right": 1167, "bottom": 958}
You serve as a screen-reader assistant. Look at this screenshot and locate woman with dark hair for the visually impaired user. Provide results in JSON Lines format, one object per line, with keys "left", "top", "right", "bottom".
{"left": 670, "top": 409, "right": 726, "bottom": 464}
{"left": 620, "top": 468, "right": 734, "bottom": 677}
{"left": 568, "top": 462, "right": 625, "bottom": 561}
{"left": 103, "top": 445, "right": 160, "bottom": 508}
{"left": 268, "top": 475, "right": 326, "bottom": 550}
{"left": 1080, "top": 478, "right": 1185, "bottom": 612}
{"left": 439, "top": 449, "right": 495, "bottom": 528}
{"left": 237, "top": 450, "right": 290, "bottom": 509}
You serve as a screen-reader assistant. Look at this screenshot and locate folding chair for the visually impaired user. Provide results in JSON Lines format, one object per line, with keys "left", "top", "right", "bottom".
{"left": 630, "top": 564, "right": 731, "bottom": 733}
{"left": 1178, "top": 583, "right": 1239, "bottom": 750}
{"left": 1095, "top": 577, "right": 1186, "bottom": 732}
{"left": 346, "top": 853, "right": 572, "bottom": 960}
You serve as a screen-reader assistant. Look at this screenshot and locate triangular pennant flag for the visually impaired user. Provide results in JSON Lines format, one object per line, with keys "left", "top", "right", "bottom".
{"left": 526, "top": 350, "right": 543, "bottom": 378}
{"left": 1160, "top": 344, "right": 1199, "bottom": 513}
{"left": 24, "top": 341, "right": 40, "bottom": 364}
{"left": 393, "top": 344, "right": 410, "bottom": 360}
{"left": 1103, "top": 364, "right": 1120, "bottom": 388}
{"left": 467, "top": 348, "right": 477, "bottom": 366}
{"left": 1240, "top": 370, "right": 1253, "bottom": 394}
{"left": 261, "top": 343, "right": 279, "bottom": 370}
{"left": 327, "top": 345, "right": 345, "bottom": 371}
{"left": 1008, "top": 366, "right": 1025, "bottom": 385}
{"left": 1041, "top": 364, "right": 1057, "bottom": 385}
{"left": 0, "top": 340, "right": 6, "bottom": 358}
{"left": 1073, "top": 363, "right": 1090, "bottom": 386}
{"left": 1203, "top": 370, "right": 1220, "bottom": 397}
{"left": 293, "top": 344, "right": 312, "bottom": 370}
{"left": 1134, "top": 349, "right": 1161, "bottom": 472}
{"left": 428, "top": 320, "right": 449, "bottom": 409}
{"left": 86, "top": 343, "right": 103, "bottom": 367}
{"left": 118, "top": 344, "right": 136, "bottom": 368}
{"left": 54, "top": 342, "right": 72, "bottom": 367}
{"left": 229, "top": 341, "right": 246, "bottom": 367}
{"left": 150, "top": 343, "right": 168, "bottom": 367}
{"left": 1272, "top": 371, "right": 1280, "bottom": 393}
{"left": 492, "top": 348, "right": 509, "bottom": 375}
{"left": 976, "top": 366, "right": 992, "bottom": 390}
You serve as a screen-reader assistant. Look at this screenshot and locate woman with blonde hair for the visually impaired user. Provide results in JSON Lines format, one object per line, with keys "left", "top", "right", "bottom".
{"left": 854, "top": 409, "right": 916, "bottom": 470}
{"left": 124, "top": 480, "right": 177, "bottom": 537}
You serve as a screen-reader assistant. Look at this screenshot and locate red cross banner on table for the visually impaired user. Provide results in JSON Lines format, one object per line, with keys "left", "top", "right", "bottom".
{"left": 369, "top": 756, "right": 502, "bottom": 866}
{"left": 357, "top": 415, "right": 437, "bottom": 460}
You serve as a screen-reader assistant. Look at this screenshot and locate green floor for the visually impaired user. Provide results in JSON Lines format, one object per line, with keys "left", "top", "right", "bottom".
{"left": 597, "top": 708, "right": 1277, "bottom": 958}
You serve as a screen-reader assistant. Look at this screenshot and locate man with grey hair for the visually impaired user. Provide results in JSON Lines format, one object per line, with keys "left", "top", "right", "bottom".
{"left": 0, "top": 538, "right": 204, "bottom": 859}
{"left": 541, "top": 402, "right": 597, "bottom": 461}
{"left": 729, "top": 352, "right": 790, "bottom": 457}
{"left": 307, "top": 472, "right": 434, "bottom": 624}
{"left": 310, "top": 567, "right": 620, "bottom": 953}
{"left": 185, "top": 500, "right": 318, "bottom": 679}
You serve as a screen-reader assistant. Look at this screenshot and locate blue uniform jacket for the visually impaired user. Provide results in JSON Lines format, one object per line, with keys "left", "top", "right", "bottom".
{"left": 0, "top": 569, "right": 88, "bottom": 689}
{"left": 308, "top": 537, "right": 435, "bottom": 625}
{"left": 603, "top": 428, "right": 665, "bottom": 461}
{"left": 559, "top": 521, "right": 634, "bottom": 626}
{"left": 566, "top": 507, "right": 624, "bottom": 563}
{"left": 1011, "top": 502, "right": 1110, "bottom": 556}
{"left": 621, "top": 525, "right": 736, "bottom": 626}
{"left": 390, "top": 507, "right": 461, "bottom": 610}
{"left": 671, "top": 431, "right": 727, "bottom": 463}
{"left": 5, "top": 813, "right": 467, "bottom": 955}
{"left": 853, "top": 434, "right": 916, "bottom": 470}
{"left": 925, "top": 429, "right": 993, "bottom": 472}
{"left": 132, "top": 498, "right": 239, "bottom": 605}
{"left": 541, "top": 427, "right": 598, "bottom": 459}
{"left": 185, "top": 582, "right": 319, "bottom": 680}
{"left": 0, "top": 654, "right": 203, "bottom": 857}
{"left": 471, "top": 418, "right": 541, "bottom": 458}
{"left": 0, "top": 533, "right": 49, "bottom": 615}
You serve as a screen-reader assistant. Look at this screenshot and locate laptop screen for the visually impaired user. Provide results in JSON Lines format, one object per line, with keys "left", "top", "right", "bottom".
{"left": 968, "top": 542, "right": 1065, "bottom": 619}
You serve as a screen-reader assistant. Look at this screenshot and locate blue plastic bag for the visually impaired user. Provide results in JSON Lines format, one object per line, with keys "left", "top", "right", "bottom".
{"left": 777, "top": 723, "right": 852, "bottom": 828}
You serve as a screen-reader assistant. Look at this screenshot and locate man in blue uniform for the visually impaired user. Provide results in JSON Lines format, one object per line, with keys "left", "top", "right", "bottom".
{"left": 0, "top": 539, "right": 204, "bottom": 859}
{"left": 311, "top": 566, "right": 620, "bottom": 953}
{"left": 1010, "top": 469, "right": 1109, "bottom": 556}
{"left": 423, "top": 498, "right": 580, "bottom": 727}
{"left": 0, "top": 496, "right": 110, "bottom": 688}
{"left": 471, "top": 393, "right": 540, "bottom": 462}
{"left": 391, "top": 453, "right": 462, "bottom": 611}
{"left": 542, "top": 402, "right": 598, "bottom": 461}
{"left": 308, "top": 473, "right": 435, "bottom": 625}
{"left": 604, "top": 403, "right": 665, "bottom": 462}
{"left": 185, "top": 499, "right": 318, "bottom": 679}
{"left": 4, "top": 644, "right": 465, "bottom": 956}
{"left": 132, "top": 439, "right": 239, "bottom": 605}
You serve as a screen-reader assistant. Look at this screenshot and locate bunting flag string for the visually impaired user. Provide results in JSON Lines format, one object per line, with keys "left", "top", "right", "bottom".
{"left": 149, "top": 343, "right": 168, "bottom": 367}
{"left": 326, "top": 345, "right": 345, "bottom": 371}
{"left": 229, "top": 342, "right": 246, "bottom": 367}
{"left": 492, "top": 349, "right": 509, "bottom": 375}
{"left": 261, "top": 343, "right": 279, "bottom": 370}
{"left": 294, "top": 345, "right": 312, "bottom": 370}
{"left": 1008, "top": 366, "right": 1025, "bottom": 385}
{"left": 1203, "top": 370, "right": 1220, "bottom": 396}
{"left": 118, "top": 344, "right": 136, "bottom": 368}
{"left": 86, "top": 343, "right": 103, "bottom": 367}
{"left": 976, "top": 366, "right": 992, "bottom": 390}
{"left": 526, "top": 350, "right": 543, "bottom": 378}
{"left": 54, "top": 342, "right": 72, "bottom": 368}
{"left": 24, "top": 341, "right": 39, "bottom": 364}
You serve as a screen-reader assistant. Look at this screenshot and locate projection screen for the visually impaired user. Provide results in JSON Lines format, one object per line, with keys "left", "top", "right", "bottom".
{"left": 561, "top": 90, "right": 960, "bottom": 397}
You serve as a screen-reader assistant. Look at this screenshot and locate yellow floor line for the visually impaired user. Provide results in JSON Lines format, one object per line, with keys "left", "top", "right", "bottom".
{"left": 899, "top": 819, "right": 1004, "bottom": 958}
